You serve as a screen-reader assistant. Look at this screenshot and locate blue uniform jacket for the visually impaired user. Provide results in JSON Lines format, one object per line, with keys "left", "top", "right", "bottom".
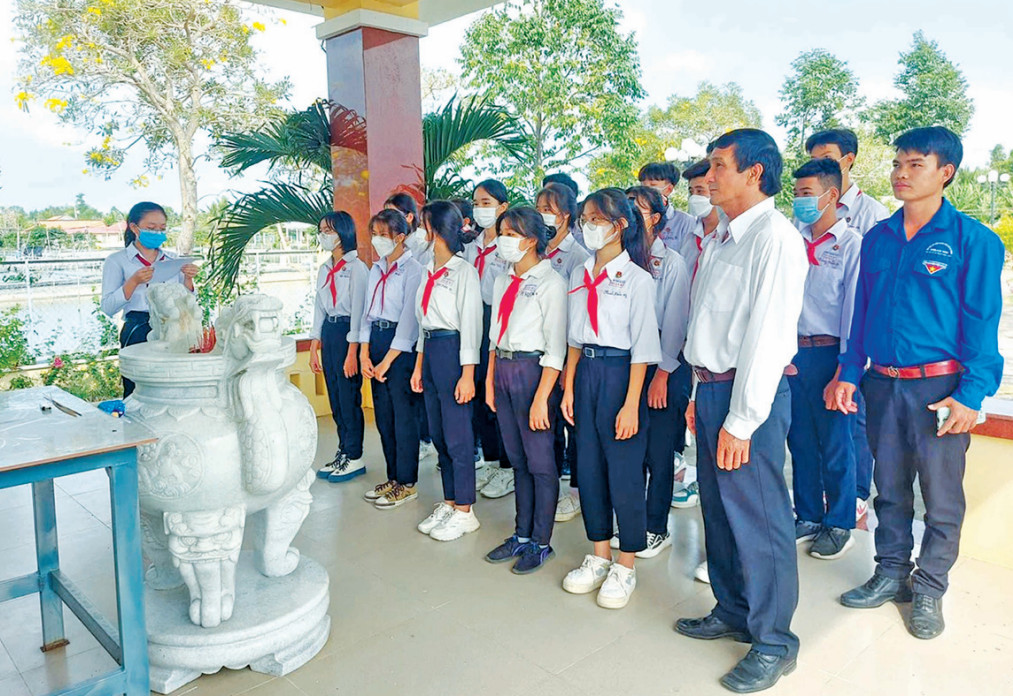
{"left": 839, "top": 198, "right": 1005, "bottom": 410}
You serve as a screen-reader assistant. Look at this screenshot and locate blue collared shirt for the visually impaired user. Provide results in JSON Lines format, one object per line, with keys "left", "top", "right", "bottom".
{"left": 839, "top": 198, "right": 1004, "bottom": 410}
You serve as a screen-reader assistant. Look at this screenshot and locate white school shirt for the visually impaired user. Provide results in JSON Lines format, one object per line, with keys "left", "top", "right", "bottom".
{"left": 657, "top": 204, "right": 697, "bottom": 252}
{"left": 684, "top": 197, "right": 808, "bottom": 440}
{"left": 311, "top": 250, "right": 369, "bottom": 342}
{"left": 545, "top": 231, "right": 591, "bottom": 283}
{"left": 415, "top": 254, "right": 483, "bottom": 365}
{"left": 489, "top": 259, "right": 568, "bottom": 372}
{"left": 677, "top": 218, "right": 709, "bottom": 275}
{"left": 100, "top": 243, "right": 186, "bottom": 317}
{"left": 648, "top": 237, "right": 692, "bottom": 374}
{"left": 358, "top": 249, "right": 424, "bottom": 353}
{"left": 837, "top": 184, "right": 890, "bottom": 236}
{"left": 464, "top": 234, "right": 510, "bottom": 305}
{"left": 567, "top": 250, "right": 662, "bottom": 365}
{"left": 797, "top": 219, "right": 862, "bottom": 353}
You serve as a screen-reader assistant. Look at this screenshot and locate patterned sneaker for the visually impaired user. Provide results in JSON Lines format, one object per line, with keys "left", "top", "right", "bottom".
{"left": 485, "top": 536, "right": 527, "bottom": 563}
{"left": 430, "top": 508, "right": 480, "bottom": 541}
{"left": 374, "top": 483, "right": 417, "bottom": 510}
{"left": 635, "top": 531, "right": 672, "bottom": 559}
{"left": 795, "top": 519, "right": 822, "bottom": 545}
{"left": 512, "top": 544, "right": 555, "bottom": 574}
{"left": 364, "top": 480, "right": 396, "bottom": 502}
{"left": 562, "top": 554, "right": 612, "bottom": 594}
{"left": 318, "top": 452, "right": 344, "bottom": 479}
{"left": 480, "top": 468, "right": 515, "bottom": 498}
{"left": 597, "top": 563, "right": 637, "bottom": 609}
{"left": 554, "top": 492, "right": 581, "bottom": 522}
{"left": 328, "top": 455, "right": 365, "bottom": 483}
{"left": 671, "top": 481, "right": 700, "bottom": 509}
{"left": 810, "top": 527, "right": 855, "bottom": 560}
{"left": 417, "top": 502, "right": 454, "bottom": 535}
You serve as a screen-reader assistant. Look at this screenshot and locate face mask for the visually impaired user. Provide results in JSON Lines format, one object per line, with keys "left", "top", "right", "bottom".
{"left": 687, "top": 195, "right": 714, "bottom": 218}
{"left": 793, "top": 191, "right": 831, "bottom": 225}
{"left": 137, "top": 230, "right": 167, "bottom": 249}
{"left": 541, "top": 212, "right": 559, "bottom": 229}
{"left": 474, "top": 206, "right": 499, "bottom": 229}
{"left": 372, "top": 235, "right": 396, "bottom": 258}
{"left": 497, "top": 236, "right": 529, "bottom": 263}
{"left": 582, "top": 221, "right": 617, "bottom": 251}
{"left": 405, "top": 228, "right": 427, "bottom": 255}
{"left": 318, "top": 232, "right": 339, "bottom": 251}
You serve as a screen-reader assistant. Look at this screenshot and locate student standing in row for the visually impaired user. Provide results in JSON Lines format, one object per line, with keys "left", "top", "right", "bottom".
{"left": 359, "top": 209, "right": 424, "bottom": 509}
{"left": 625, "top": 186, "right": 692, "bottom": 558}
{"left": 484, "top": 207, "right": 568, "bottom": 574}
{"left": 468, "top": 179, "right": 515, "bottom": 498}
{"left": 833, "top": 127, "right": 1004, "bottom": 640}
{"left": 788, "top": 159, "right": 861, "bottom": 559}
{"left": 639, "top": 162, "right": 697, "bottom": 251}
{"left": 310, "top": 211, "right": 369, "bottom": 483}
{"left": 412, "top": 201, "right": 484, "bottom": 542}
{"left": 561, "top": 188, "right": 661, "bottom": 610}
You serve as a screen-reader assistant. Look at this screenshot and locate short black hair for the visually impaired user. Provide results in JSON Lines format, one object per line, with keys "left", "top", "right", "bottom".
{"left": 805, "top": 128, "right": 859, "bottom": 158}
{"left": 542, "top": 172, "right": 579, "bottom": 197}
{"left": 474, "top": 178, "right": 509, "bottom": 204}
{"left": 385, "top": 192, "right": 420, "bottom": 230}
{"left": 682, "top": 159, "right": 710, "bottom": 183}
{"left": 793, "top": 158, "right": 843, "bottom": 193}
{"left": 319, "top": 211, "right": 357, "bottom": 252}
{"left": 711, "top": 128, "right": 783, "bottom": 197}
{"left": 637, "top": 162, "right": 680, "bottom": 185}
{"left": 894, "top": 126, "right": 963, "bottom": 188}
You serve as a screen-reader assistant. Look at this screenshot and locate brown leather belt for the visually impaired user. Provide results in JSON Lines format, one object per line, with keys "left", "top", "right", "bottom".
{"left": 798, "top": 335, "right": 840, "bottom": 348}
{"left": 871, "top": 360, "right": 963, "bottom": 379}
{"left": 693, "top": 364, "right": 799, "bottom": 384}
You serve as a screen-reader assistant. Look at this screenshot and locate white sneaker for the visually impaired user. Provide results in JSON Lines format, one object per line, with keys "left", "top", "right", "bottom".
{"left": 417, "top": 502, "right": 454, "bottom": 535}
{"left": 596, "top": 563, "right": 637, "bottom": 609}
{"left": 554, "top": 492, "right": 581, "bottom": 522}
{"left": 474, "top": 465, "right": 498, "bottom": 491}
{"left": 609, "top": 534, "right": 620, "bottom": 550}
{"left": 673, "top": 451, "right": 686, "bottom": 476}
{"left": 429, "top": 508, "right": 481, "bottom": 541}
{"left": 480, "top": 468, "right": 515, "bottom": 498}
{"left": 419, "top": 440, "right": 437, "bottom": 459}
{"left": 694, "top": 560, "right": 710, "bottom": 584}
{"left": 562, "top": 554, "right": 613, "bottom": 594}
{"left": 856, "top": 497, "right": 869, "bottom": 520}
{"left": 635, "top": 531, "right": 672, "bottom": 559}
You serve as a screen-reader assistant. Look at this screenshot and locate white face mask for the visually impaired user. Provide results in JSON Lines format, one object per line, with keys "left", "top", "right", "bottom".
{"left": 371, "top": 235, "right": 396, "bottom": 258}
{"left": 541, "top": 212, "right": 559, "bottom": 229}
{"left": 319, "top": 232, "right": 339, "bottom": 251}
{"left": 581, "top": 221, "right": 617, "bottom": 251}
{"left": 473, "top": 206, "right": 499, "bottom": 229}
{"left": 404, "top": 228, "right": 428, "bottom": 255}
{"left": 496, "top": 236, "right": 529, "bottom": 263}
{"left": 687, "top": 195, "right": 714, "bottom": 218}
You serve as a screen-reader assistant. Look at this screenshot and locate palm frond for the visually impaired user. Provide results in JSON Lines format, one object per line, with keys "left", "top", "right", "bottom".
{"left": 208, "top": 182, "right": 333, "bottom": 295}
{"left": 218, "top": 100, "right": 335, "bottom": 175}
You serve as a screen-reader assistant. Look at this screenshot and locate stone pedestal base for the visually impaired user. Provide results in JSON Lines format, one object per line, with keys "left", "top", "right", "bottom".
{"left": 146, "top": 552, "right": 330, "bottom": 694}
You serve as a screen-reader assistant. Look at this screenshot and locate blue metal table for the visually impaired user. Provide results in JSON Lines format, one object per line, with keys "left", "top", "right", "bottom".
{"left": 0, "top": 387, "right": 155, "bottom": 696}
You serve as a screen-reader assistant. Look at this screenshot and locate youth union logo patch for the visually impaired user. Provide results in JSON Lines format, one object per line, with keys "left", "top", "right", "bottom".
{"left": 923, "top": 260, "right": 947, "bottom": 275}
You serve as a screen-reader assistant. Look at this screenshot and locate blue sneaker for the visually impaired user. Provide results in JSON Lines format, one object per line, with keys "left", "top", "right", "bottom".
{"left": 328, "top": 454, "right": 366, "bottom": 483}
{"left": 485, "top": 536, "right": 526, "bottom": 563}
{"left": 318, "top": 452, "right": 344, "bottom": 479}
{"left": 671, "top": 481, "right": 699, "bottom": 509}
{"left": 512, "top": 543, "right": 554, "bottom": 575}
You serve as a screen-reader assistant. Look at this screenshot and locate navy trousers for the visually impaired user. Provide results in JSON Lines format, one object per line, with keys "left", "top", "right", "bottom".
{"left": 644, "top": 364, "right": 680, "bottom": 535}
{"left": 696, "top": 377, "right": 799, "bottom": 659}
{"left": 321, "top": 317, "right": 365, "bottom": 460}
{"left": 855, "top": 390, "right": 874, "bottom": 500}
{"left": 422, "top": 333, "right": 476, "bottom": 505}
{"left": 553, "top": 411, "right": 578, "bottom": 486}
{"left": 670, "top": 360, "right": 693, "bottom": 455}
{"left": 474, "top": 304, "right": 510, "bottom": 467}
{"left": 494, "top": 357, "right": 560, "bottom": 545}
{"left": 369, "top": 326, "right": 420, "bottom": 485}
{"left": 862, "top": 372, "right": 970, "bottom": 599}
{"left": 787, "top": 345, "right": 857, "bottom": 529}
{"left": 575, "top": 353, "right": 648, "bottom": 553}
{"left": 119, "top": 310, "right": 151, "bottom": 398}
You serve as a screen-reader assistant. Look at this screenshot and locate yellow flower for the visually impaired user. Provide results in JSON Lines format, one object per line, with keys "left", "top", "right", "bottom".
{"left": 279, "top": 18, "right": 287, "bottom": 26}
{"left": 252, "top": 21, "right": 265, "bottom": 32}
{"left": 361, "top": 170, "right": 370, "bottom": 180}
{"left": 55, "top": 34, "right": 74, "bottom": 50}
{"left": 41, "top": 55, "right": 75, "bottom": 76}
{"left": 44, "top": 97, "right": 68, "bottom": 113}
{"left": 15, "top": 91, "right": 31, "bottom": 110}
{"left": 82, "top": 168, "right": 89, "bottom": 174}
{"left": 86, "top": 6, "right": 102, "bottom": 16}
{"left": 201, "top": 58, "right": 215, "bottom": 70}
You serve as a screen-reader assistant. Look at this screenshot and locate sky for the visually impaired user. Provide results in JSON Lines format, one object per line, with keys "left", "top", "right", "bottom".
{"left": 0, "top": 0, "right": 1010, "bottom": 214}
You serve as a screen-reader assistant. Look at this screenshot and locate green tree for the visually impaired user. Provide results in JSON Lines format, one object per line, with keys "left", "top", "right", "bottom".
{"left": 14, "top": 0, "right": 289, "bottom": 254}
{"left": 867, "top": 31, "right": 974, "bottom": 142}
{"left": 775, "top": 49, "right": 864, "bottom": 155}
{"left": 989, "top": 145, "right": 1013, "bottom": 176}
{"left": 459, "top": 0, "right": 645, "bottom": 194}
{"left": 589, "top": 81, "right": 762, "bottom": 190}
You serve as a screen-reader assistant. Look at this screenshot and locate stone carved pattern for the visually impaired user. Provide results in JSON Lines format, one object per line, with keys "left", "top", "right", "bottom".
{"left": 138, "top": 434, "right": 204, "bottom": 499}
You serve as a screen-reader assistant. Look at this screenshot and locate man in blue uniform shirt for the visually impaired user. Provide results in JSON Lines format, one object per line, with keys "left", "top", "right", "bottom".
{"left": 831, "top": 126, "right": 1004, "bottom": 640}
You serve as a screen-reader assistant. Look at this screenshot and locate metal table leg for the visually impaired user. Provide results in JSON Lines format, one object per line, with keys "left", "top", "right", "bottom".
{"left": 32, "top": 479, "right": 68, "bottom": 652}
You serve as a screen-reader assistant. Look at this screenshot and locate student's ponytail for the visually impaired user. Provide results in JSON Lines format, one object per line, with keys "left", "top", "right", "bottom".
{"left": 422, "top": 200, "right": 466, "bottom": 255}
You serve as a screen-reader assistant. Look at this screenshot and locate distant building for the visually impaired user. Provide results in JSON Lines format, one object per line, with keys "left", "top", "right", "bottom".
{"left": 38, "top": 216, "right": 126, "bottom": 249}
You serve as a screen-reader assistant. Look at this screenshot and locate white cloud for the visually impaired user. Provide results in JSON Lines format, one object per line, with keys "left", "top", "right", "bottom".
{"left": 662, "top": 49, "right": 710, "bottom": 77}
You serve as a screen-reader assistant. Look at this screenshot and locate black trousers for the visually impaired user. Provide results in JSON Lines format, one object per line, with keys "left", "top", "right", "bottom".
{"left": 644, "top": 364, "right": 680, "bottom": 535}
{"left": 554, "top": 408, "right": 578, "bottom": 486}
{"left": 321, "top": 317, "right": 364, "bottom": 460}
{"left": 119, "top": 311, "right": 151, "bottom": 397}
{"left": 474, "top": 303, "right": 510, "bottom": 467}
{"left": 369, "top": 326, "right": 420, "bottom": 485}
{"left": 862, "top": 372, "right": 970, "bottom": 598}
{"left": 422, "top": 333, "right": 476, "bottom": 505}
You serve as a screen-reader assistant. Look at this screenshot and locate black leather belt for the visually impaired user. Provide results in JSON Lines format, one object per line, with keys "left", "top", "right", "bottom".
{"left": 372, "top": 320, "right": 397, "bottom": 330}
{"left": 495, "top": 349, "right": 543, "bottom": 360}
{"left": 582, "top": 345, "right": 631, "bottom": 359}
{"left": 326, "top": 314, "right": 351, "bottom": 324}
{"left": 422, "top": 328, "right": 459, "bottom": 340}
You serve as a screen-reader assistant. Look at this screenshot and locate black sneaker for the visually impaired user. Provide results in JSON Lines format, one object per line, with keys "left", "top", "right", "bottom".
{"left": 485, "top": 536, "right": 526, "bottom": 564}
{"left": 512, "top": 544, "right": 554, "bottom": 574}
{"left": 635, "top": 531, "right": 672, "bottom": 559}
{"left": 810, "top": 527, "right": 854, "bottom": 560}
{"left": 795, "top": 519, "right": 821, "bottom": 545}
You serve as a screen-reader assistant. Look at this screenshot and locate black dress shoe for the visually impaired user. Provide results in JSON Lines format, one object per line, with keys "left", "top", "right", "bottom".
{"left": 840, "top": 573, "right": 913, "bottom": 608}
{"left": 907, "top": 593, "right": 945, "bottom": 639}
{"left": 675, "top": 613, "right": 751, "bottom": 642}
{"left": 720, "top": 650, "right": 797, "bottom": 693}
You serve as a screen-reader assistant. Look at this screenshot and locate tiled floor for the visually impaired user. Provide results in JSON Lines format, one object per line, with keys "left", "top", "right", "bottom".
{"left": 0, "top": 416, "right": 1010, "bottom": 696}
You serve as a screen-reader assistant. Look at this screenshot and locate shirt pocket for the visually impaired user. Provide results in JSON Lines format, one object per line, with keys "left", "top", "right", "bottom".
{"left": 700, "top": 259, "right": 743, "bottom": 313}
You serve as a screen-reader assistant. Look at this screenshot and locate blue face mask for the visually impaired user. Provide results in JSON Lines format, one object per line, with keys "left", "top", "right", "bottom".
{"left": 793, "top": 191, "right": 831, "bottom": 225}
{"left": 138, "top": 230, "right": 167, "bottom": 249}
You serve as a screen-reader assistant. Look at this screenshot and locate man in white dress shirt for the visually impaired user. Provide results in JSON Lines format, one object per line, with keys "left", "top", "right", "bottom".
{"left": 674, "top": 129, "right": 808, "bottom": 693}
